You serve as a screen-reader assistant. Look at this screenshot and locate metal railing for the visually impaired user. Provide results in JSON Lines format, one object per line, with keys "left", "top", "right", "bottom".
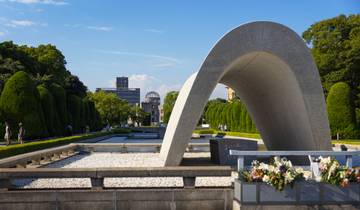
{"left": 229, "top": 150, "right": 360, "bottom": 171}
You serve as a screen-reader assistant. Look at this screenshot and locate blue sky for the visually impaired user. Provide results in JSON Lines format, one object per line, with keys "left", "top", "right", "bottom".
{"left": 0, "top": 0, "right": 359, "bottom": 101}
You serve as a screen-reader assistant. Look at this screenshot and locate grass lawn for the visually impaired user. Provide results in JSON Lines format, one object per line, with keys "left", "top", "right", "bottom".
{"left": 194, "top": 129, "right": 360, "bottom": 145}
{"left": 193, "top": 129, "right": 261, "bottom": 140}
{"left": 332, "top": 140, "right": 360, "bottom": 145}
{"left": 0, "top": 128, "right": 130, "bottom": 159}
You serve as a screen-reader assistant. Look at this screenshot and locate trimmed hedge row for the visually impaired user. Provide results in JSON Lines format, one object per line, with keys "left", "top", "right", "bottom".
{"left": 193, "top": 129, "right": 261, "bottom": 139}
{"left": 0, "top": 71, "right": 48, "bottom": 138}
{"left": 0, "top": 129, "right": 130, "bottom": 159}
{"left": 327, "top": 82, "right": 358, "bottom": 139}
{"left": 0, "top": 72, "right": 103, "bottom": 140}
{"left": 204, "top": 100, "right": 257, "bottom": 133}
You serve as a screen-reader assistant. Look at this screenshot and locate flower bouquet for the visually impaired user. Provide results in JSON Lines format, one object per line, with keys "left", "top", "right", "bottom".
{"left": 239, "top": 157, "right": 311, "bottom": 191}
{"left": 319, "top": 156, "right": 360, "bottom": 187}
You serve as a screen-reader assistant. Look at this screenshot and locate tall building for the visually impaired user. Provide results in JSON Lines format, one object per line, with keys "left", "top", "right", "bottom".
{"left": 96, "top": 76, "right": 140, "bottom": 105}
{"left": 116, "top": 77, "right": 128, "bottom": 89}
{"left": 141, "top": 91, "right": 160, "bottom": 125}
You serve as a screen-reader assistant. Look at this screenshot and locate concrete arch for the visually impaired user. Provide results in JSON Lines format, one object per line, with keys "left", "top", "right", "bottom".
{"left": 160, "top": 21, "right": 332, "bottom": 166}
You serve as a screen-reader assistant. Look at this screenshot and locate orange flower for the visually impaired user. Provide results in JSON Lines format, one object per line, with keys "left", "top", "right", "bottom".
{"left": 340, "top": 178, "right": 349, "bottom": 187}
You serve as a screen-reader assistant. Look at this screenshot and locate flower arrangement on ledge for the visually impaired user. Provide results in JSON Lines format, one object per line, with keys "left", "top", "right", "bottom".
{"left": 238, "top": 157, "right": 312, "bottom": 191}
{"left": 319, "top": 156, "right": 360, "bottom": 187}
{"left": 238, "top": 156, "right": 360, "bottom": 191}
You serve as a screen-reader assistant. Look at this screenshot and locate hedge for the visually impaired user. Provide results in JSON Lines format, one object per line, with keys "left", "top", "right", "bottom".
{"left": 193, "top": 129, "right": 261, "bottom": 139}
{"left": 67, "top": 94, "right": 81, "bottom": 132}
{"left": 327, "top": 82, "right": 358, "bottom": 138}
{"left": 0, "top": 129, "right": 130, "bottom": 159}
{"left": 204, "top": 100, "right": 257, "bottom": 133}
{"left": 0, "top": 71, "right": 48, "bottom": 138}
{"left": 48, "top": 83, "right": 68, "bottom": 135}
{"left": 37, "top": 85, "right": 57, "bottom": 136}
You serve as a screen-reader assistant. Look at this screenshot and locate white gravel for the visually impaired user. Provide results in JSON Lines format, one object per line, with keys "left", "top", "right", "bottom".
{"left": 13, "top": 152, "right": 237, "bottom": 189}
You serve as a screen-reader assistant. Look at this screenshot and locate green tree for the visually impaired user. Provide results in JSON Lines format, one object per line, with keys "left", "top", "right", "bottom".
{"left": 0, "top": 71, "right": 48, "bottom": 138}
{"left": 48, "top": 83, "right": 68, "bottom": 134}
{"left": 163, "top": 91, "right": 179, "bottom": 123}
{"left": 327, "top": 82, "right": 358, "bottom": 138}
{"left": 67, "top": 94, "right": 82, "bottom": 132}
{"left": 130, "top": 105, "right": 148, "bottom": 126}
{"left": 64, "top": 75, "right": 87, "bottom": 98}
{"left": 302, "top": 14, "right": 360, "bottom": 106}
{"left": 89, "top": 91, "right": 131, "bottom": 126}
{"left": 37, "top": 85, "right": 57, "bottom": 136}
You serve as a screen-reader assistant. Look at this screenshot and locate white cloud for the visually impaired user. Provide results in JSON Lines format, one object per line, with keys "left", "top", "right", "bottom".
{"left": 128, "top": 74, "right": 181, "bottom": 102}
{"left": 0, "top": 31, "right": 5, "bottom": 36}
{"left": 3, "top": 0, "right": 68, "bottom": 5}
{"left": 106, "top": 74, "right": 226, "bottom": 103}
{"left": 86, "top": 26, "right": 112, "bottom": 32}
{"left": 95, "top": 49, "right": 181, "bottom": 68}
{"left": 0, "top": 17, "right": 45, "bottom": 28}
{"left": 6, "top": 19, "right": 35, "bottom": 27}
{"left": 144, "top": 28, "right": 164, "bottom": 33}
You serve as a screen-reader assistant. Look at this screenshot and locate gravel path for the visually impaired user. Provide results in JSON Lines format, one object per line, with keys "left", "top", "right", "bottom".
{"left": 13, "top": 152, "right": 237, "bottom": 189}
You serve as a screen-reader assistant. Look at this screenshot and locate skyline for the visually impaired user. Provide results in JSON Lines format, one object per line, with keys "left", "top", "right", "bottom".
{"left": 0, "top": 0, "right": 359, "bottom": 101}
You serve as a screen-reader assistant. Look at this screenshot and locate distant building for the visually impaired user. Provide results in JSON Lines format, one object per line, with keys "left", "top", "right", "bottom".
{"left": 141, "top": 91, "right": 160, "bottom": 125}
{"left": 226, "top": 87, "right": 236, "bottom": 102}
{"left": 96, "top": 76, "right": 140, "bottom": 105}
{"left": 116, "top": 77, "right": 128, "bottom": 89}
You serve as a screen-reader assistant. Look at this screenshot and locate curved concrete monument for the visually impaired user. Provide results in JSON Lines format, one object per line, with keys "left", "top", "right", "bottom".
{"left": 160, "top": 21, "right": 332, "bottom": 166}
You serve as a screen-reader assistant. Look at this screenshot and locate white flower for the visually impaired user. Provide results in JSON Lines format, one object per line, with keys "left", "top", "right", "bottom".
{"left": 320, "top": 156, "right": 331, "bottom": 165}
{"left": 285, "top": 171, "right": 294, "bottom": 183}
{"left": 286, "top": 160, "right": 293, "bottom": 168}
{"left": 295, "top": 167, "right": 304, "bottom": 174}
{"left": 258, "top": 163, "right": 269, "bottom": 170}
{"left": 303, "top": 171, "right": 312, "bottom": 180}
{"left": 262, "top": 175, "right": 270, "bottom": 182}
{"left": 274, "top": 156, "right": 281, "bottom": 163}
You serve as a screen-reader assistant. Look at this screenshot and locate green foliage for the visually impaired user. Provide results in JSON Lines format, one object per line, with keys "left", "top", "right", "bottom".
{"left": 64, "top": 75, "right": 87, "bottom": 98}
{"left": 0, "top": 131, "right": 126, "bottom": 159}
{"left": 303, "top": 14, "right": 360, "bottom": 106}
{"left": 48, "top": 83, "right": 68, "bottom": 135}
{"left": 111, "top": 128, "right": 131, "bottom": 134}
{"left": 89, "top": 91, "right": 131, "bottom": 126}
{"left": 129, "top": 105, "right": 149, "bottom": 126}
{"left": 0, "top": 71, "right": 48, "bottom": 138}
{"left": 204, "top": 99, "right": 257, "bottom": 133}
{"left": 193, "top": 129, "right": 216, "bottom": 134}
{"left": 163, "top": 91, "right": 179, "bottom": 123}
{"left": 67, "top": 94, "right": 82, "bottom": 132}
{"left": 193, "top": 129, "right": 261, "bottom": 139}
{"left": 327, "top": 82, "right": 358, "bottom": 138}
{"left": 87, "top": 100, "right": 101, "bottom": 131}
{"left": 0, "top": 42, "right": 73, "bottom": 87}
{"left": 37, "top": 85, "right": 57, "bottom": 136}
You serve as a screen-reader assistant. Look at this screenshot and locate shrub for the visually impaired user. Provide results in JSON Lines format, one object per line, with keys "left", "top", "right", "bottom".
{"left": 0, "top": 71, "right": 48, "bottom": 138}
{"left": 193, "top": 129, "right": 215, "bottom": 134}
{"left": 67, "top": 94, "right": 81, "bottom": 132}
{"left": 111, "top": 128, "right": 131, "bottom": 134}
{"left": 37, "top": 85, "right": 57, "bottom": 136}
{"left": 48, "top": 83, "right": 68, "bottom": 135}
{"left": 0, "top": 131, "right": 110, "bottom": 159}
{"left": 327, "top": 82, "right": 358, "bottom": 138}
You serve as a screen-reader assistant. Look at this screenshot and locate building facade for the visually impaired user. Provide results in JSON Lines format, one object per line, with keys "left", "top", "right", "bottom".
{"left": 96, "top": 76, "right": 140, "bottom": 105}
{"left": 226, "top": 87, "right": 236, "bottom": 102}
{"left": 141, "top": 91, "right": 160, "bottom": 125}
